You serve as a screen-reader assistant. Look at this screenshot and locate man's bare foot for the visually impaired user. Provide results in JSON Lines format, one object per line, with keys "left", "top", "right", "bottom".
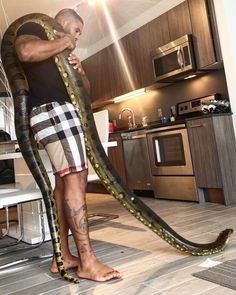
{"left": 77, "top": 257, "right": 122, "bottom": 282}
{"left": 50, "top": 255, "right": 80, "bottom": 273}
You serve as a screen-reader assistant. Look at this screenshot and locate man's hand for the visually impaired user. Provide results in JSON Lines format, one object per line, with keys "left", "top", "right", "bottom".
{"left": 67, "top": 53, "right": 90, "bottom": 94}
{"left": 54, "top": 31, "right": 76, "bottom": 50}
{"left": 68, "top": 53, "right": 85, "bottom": 75}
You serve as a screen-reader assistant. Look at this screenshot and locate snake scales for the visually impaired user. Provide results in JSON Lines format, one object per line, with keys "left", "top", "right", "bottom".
{"left": 1, "top": 13, "right": 233, "bottom": 283}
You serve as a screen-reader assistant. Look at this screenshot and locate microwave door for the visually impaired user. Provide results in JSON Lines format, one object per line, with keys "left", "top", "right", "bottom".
{"left": 153, "top": 43, "right": 195, "bottom": 82}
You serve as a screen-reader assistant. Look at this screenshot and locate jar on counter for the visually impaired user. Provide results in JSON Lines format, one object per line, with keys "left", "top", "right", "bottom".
{"left": 109, "top": 121, "right": 114, "bottom": 133}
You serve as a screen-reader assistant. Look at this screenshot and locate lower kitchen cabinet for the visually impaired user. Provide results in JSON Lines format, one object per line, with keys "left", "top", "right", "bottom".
{"left": 187, "top": 115, "right": 236, "bottom": 205}
{"left": 108, "top": 133, "right": 126, "bottom": 184}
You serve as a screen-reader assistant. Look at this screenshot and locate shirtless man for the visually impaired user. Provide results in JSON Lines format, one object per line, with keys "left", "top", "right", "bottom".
{"left": 15, "top": 8, "right": 121, "bottom": 282}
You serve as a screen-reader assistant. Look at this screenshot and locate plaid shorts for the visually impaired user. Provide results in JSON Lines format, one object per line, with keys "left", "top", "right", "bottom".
{"left": 30, "top": 101, "right": 87, "bottom": 177}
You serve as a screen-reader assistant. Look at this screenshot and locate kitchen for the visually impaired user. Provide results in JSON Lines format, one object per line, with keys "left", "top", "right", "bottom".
{"left": 0, "top": 0, "right": 236, "bottom": 294}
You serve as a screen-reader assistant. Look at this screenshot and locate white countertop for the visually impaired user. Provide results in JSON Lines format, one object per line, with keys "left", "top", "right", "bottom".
{"left": 0, "top": 141, "right": 117, "bottom": 160}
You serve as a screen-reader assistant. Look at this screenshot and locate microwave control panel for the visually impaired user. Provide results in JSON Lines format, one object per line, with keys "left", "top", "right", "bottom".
{"left": 177, "top": 94, "right": 221, "bottom": 116}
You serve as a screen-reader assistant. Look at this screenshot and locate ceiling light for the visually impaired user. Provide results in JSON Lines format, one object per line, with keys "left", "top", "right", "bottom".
{"left": 113, "top": 88, "right": 146, "bottom": 104}
{"left": 88, "top": 0, "right": 96, "bottom": 6}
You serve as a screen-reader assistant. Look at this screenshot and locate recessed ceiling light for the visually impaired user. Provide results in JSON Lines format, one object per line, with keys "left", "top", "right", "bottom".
{"left": 88, "top": 0, "right": 96, "bottom": 6}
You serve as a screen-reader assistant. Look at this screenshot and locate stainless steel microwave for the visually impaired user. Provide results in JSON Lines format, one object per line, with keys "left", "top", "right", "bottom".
{"left": 152, "top": 34, "right": 196, "bottom": 82}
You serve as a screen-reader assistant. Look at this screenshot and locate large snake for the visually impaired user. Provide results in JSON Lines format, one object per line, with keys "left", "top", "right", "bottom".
{"left": 1, "top": 14, "right": 233, "bottom": 283}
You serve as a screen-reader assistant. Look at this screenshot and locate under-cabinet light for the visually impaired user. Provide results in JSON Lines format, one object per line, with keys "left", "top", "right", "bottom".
{"left": 113, "top": 88, "right": 146, "bottom": 104}
{"left": 184, "top": 74, "right": 197, "bottom": 80}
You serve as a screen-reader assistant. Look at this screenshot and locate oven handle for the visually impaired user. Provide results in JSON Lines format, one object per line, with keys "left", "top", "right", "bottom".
{"left": 146, "top": 123, "right": 186, "bottom": 133}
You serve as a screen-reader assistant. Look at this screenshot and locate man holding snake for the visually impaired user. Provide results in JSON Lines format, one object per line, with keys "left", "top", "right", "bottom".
{"left": 15, "top": 8, "right": 121, "bottom": 282}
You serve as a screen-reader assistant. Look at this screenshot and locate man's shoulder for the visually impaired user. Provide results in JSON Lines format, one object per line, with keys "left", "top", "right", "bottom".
{"left": 16, "top": 22, "right": 47, "bottom": 39}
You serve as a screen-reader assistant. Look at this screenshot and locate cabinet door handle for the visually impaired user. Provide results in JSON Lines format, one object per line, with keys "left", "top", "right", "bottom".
{"left": 189, "top": 124, "right": 204, "bottom": 128}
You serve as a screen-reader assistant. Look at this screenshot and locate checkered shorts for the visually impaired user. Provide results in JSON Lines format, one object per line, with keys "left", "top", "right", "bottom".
{"left": 30, "top": 101, "right": 87, "bottom": 177}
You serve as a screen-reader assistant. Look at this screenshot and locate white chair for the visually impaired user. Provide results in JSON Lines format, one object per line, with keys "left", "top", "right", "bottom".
{"left": 0, "top": 109, "right": 118, "bottom": 268}
{"left": 87, "top": 109, "right": 119, "bottom": 225}
{"left": 87, "top": 109, "right": 109, "bottom": 181}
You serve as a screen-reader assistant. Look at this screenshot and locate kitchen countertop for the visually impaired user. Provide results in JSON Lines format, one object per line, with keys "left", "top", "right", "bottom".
{"left": 111, "top": 112, "right": 233, "bottom": 134}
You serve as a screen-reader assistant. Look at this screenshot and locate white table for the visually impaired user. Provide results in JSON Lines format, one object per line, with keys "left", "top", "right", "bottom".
{"left": 0, "top": 141, "right": 117, "bottom": 244}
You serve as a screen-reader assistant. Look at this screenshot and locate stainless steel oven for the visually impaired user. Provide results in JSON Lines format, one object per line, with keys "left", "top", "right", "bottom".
{"left": 146, "top": 124, "right": 199, "bottom": 201}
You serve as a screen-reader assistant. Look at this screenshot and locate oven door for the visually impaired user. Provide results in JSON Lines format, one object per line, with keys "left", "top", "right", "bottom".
{"left": 146, "top": 124, "right": 193, "bottom": 176}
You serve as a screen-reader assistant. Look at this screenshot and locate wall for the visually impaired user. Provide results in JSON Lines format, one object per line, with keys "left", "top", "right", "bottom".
{"left": 101, "top": 69, "right": 228, "bottom": 129}
{"left": 213, "top": 0, "right": 236, "bottom": 133}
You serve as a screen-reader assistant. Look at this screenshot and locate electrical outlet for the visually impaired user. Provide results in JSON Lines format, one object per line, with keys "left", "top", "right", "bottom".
{"left": 170, "top": 105, "right": 176, "bottom": 115}
{"left": 157, "top": 108, "right": 163, "bottom": 118}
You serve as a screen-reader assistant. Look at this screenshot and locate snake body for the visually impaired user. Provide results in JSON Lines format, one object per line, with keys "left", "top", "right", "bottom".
{"left": 1, "top": 14, "right": 233, "bottom": 283}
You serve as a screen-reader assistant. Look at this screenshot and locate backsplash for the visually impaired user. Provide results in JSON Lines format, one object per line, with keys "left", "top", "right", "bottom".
{"left": 100, "top": 69, "right": 229, "bottom": 129}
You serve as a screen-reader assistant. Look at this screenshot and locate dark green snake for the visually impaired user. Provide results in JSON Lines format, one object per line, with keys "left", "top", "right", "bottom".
{"left": 1, "top": 14, "right": 233, "bottom": 283}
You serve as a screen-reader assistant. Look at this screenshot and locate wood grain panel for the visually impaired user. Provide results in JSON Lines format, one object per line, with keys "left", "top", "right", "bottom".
{"left": 187, "top": 117, "right": 222, "bottom": 188}
{"left": 137, "top": 23, "right": 155, "bottom": 87}
{"left": 167, "top": 1, "right": 192, "bottom": 40}
{"left": 212, "top": 116, "right": 236, "bottom": 205}
{"left": 148, "top": 13, "right": 171, "bottom": 50}
{"left": 188, "top": 0, "right": 216, "bottom": 68}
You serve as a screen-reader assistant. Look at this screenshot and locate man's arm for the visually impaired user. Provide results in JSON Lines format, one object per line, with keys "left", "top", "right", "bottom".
{"left": 15, "top": 32, "right": 76, "bottom": 63}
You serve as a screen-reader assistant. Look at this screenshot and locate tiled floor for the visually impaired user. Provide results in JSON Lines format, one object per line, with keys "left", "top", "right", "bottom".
{"left": 0, "top": 193, "right": 236, "bottom": 294}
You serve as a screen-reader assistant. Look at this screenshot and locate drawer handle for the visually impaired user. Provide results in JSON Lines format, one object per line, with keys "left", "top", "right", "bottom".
{"left": 190, "top": 124, "right": 204, "bottom": 128}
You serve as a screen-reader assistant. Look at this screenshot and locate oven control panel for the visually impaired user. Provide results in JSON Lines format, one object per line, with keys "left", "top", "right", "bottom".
{"left": 177, "top": 94, "right": 221, "bottom": 116}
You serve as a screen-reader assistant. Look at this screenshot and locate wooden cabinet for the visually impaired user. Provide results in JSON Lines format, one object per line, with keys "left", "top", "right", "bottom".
{"left": 148, "top": 13, "right": 170, "bottom": 50}
{"left": 82, "top": 49, "right": 113, "bottom": 103}
{"left": 167, "top": 1, "right": 192, "bottom": 41}
{"left": 108, "top": 133, "right": 126, "bottom": 184}
{"left": 83, "top": 0, "right": 221, "bottom": 103}
{"left": 136, "top": 24, "right": 154, "bottom": 87}
{"left": 187, "top": 115, "right": 236, "bottom": 205}
{"left": 188, "top": 0, "right": 222, "bottom": 69}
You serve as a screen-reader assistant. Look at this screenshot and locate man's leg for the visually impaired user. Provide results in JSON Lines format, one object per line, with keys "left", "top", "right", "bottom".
{"left": 63, "top": 170, "right": 122, "bottom": 281}
{"left": 50, "top": 173, "right": 80, "bottom": 273}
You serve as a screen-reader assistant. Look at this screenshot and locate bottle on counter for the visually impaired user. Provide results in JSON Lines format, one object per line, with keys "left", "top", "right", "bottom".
{"left": 170, "top": 108, "right": 176, "bottom": 122}
{"left": 109, "top": 121, "right": 114, "bottom": 133}
{"left": 141, "top": 116, "right": 148, "bottom": 127}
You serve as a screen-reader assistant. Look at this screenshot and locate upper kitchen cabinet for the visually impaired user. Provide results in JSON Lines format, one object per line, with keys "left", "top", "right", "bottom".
{"left": 167, "top": 1, "right": 192, "bottom": 41}
{"left": 148, "top": 13, "right": 170, "bottom": 50}
{"left": 136, "top": 24, "right": 154, "bottom": 87}
{"left": 188, "top": 0, "right": 222, "bottom": 69}
{"left": 83, "top": 0, "right": 223, "bottom": 104}
{"left": 82, "top": 45, "right": 117, "bottom": 103}
{"left": 115, "top": 31, "right": 142, "bottom": 96}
